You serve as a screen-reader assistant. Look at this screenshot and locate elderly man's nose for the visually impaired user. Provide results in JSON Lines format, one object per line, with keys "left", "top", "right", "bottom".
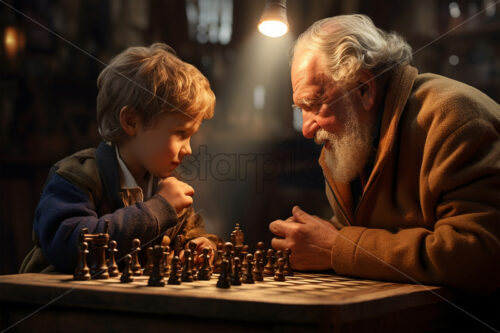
{"left": 302, "top": 111, "right": 319, "bottom": 139}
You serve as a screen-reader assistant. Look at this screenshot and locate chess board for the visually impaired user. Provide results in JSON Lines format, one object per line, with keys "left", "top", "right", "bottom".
{"left": 0, "top": 272, "right": 453, "bottom": 332}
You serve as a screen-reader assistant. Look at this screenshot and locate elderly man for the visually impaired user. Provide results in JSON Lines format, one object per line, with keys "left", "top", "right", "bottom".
{"left": 269, "top": 14, "right": 499, "bottom": 294}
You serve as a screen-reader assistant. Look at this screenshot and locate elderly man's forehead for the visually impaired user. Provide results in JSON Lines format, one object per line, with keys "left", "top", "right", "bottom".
{"left": 292, "top": 49, "right": 326, "bottom": 81}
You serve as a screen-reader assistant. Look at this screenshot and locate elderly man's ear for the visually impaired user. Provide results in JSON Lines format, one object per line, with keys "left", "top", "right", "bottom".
{"left": 356, "top": 70, "right": 377, "bottom": 111}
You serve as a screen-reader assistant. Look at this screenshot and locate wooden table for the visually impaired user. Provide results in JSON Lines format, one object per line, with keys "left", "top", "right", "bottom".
{"left": 0, "top": 272, "right": 460, "bottom": 332}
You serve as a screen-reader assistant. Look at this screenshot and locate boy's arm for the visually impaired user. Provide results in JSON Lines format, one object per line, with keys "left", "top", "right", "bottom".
{"left": 34, "top": 174, "right": 178, "bottom": 273}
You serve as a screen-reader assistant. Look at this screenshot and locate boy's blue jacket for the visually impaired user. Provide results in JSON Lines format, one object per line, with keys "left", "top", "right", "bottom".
{"left": 20, "top": 142, "right": 216, "bottom": 273}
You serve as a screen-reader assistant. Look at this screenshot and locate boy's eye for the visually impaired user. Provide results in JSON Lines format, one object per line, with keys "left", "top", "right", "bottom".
{"left": 176, "top": 131, "right": 189, "bottom": 139}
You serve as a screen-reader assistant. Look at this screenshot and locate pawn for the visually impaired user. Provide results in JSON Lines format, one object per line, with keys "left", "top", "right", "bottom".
{"left": 181, "top": 249, "right": 194, "bottom": 282}
{"left": 216, "top": 259, "right": 231, "bottom": 289}
{"left": 143, "top": 247, "right": 154, "bottom": 276}
{"left": 107, "top": 240, "right": 119, "bottom": 277}
{"left": 231, "top": 257, "right": 242, "bottom": 285}
{"left": 256, "top": 241, "right": 265, "bottom": 253}
{"left": 130, "top": 238, "right": 142, "bottom": 276}
{"left": 274, "top": 258, "right": 286, "bottom": 281}
{"left": 275, "top": 250, "right": 283, "bottom": 268}
{"left": 161, "top": 246, "right": 171, "bottom": 277}
{"left": 283, "top": 248, "right": 293, "bottom": 276}
{"left": 263, "top": 249, "right": 275, "bottom": 276}
{"left": 167, "top": 256, "right": 181, "bottom": 285}
{"left": 188, "top": 242, "right": 198, "bottom": 280}
{"left": 120, "top": 254, "right": 134, "bottom": 283}
{"left": 148, "top": 245, "right": 165, "bottom": 286}
{"left": 223, "top": 242, "right": 234, "bottom": 263}
{"left": 242, "top": 254, "right": 254, "bottom": 284}
{"left": 198, "top": 247, "right": 211, "bottom": 280}
{"left": 252, "top": 250, "right": 264, "bottom": 282}
{"left": 213, "top": 242, "right": 223, "bottom": 274}
{"left": 74, "top": 241, "right": 91, "bottom": 280}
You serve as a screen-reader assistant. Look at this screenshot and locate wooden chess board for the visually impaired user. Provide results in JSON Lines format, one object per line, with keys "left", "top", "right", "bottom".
{"left": 0, "top": 272, "right": 455, "bottom": 332}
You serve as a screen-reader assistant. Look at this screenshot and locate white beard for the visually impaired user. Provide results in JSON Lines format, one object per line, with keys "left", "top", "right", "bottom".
{"left": 314, "top": 102, "right": 375, "bottom": 183}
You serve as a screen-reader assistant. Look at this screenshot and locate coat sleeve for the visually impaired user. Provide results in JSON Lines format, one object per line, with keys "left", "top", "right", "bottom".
{"left": 331, "top": 118, "right": 500, "bottom": 294}
{"left": 34, "top": 174, "right": 178, "bottom": 273}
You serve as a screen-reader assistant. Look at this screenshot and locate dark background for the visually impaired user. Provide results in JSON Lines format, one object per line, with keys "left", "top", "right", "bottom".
{"left": 1, "top": 0, "right": 499, "bottom": 275}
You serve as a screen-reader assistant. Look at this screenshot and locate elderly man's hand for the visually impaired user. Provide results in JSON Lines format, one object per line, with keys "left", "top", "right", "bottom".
{"left": 269, "top": 206, "right": 339, "bottom": 270}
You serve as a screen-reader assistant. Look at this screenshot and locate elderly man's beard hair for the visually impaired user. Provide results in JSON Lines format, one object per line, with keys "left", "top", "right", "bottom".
{"left": 315, "top": 99, "right": 376, "bottom": 183}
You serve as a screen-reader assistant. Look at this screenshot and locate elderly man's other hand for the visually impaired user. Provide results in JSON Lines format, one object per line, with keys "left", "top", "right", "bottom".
{"left": 269, "top": 206, "right": 339, "bottom": 270}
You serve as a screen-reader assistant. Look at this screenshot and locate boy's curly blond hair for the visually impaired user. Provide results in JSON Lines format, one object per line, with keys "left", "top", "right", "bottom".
{"left": 96, "top": 43, "right": 215, "bottom": 143}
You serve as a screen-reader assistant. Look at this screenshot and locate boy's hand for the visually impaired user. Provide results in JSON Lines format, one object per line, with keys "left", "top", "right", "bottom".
{"left": 157, "top": 177, "right": 194, "bottom": 213}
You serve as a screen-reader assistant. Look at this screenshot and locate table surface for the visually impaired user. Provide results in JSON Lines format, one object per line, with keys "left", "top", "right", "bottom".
{"left": 0, "top": 272, "right": 455, "bottom": 330}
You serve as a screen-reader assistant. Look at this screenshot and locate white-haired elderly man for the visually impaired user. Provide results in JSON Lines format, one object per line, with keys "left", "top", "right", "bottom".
{"left": 269, "top": 15, "right": 500, "bottom": 294}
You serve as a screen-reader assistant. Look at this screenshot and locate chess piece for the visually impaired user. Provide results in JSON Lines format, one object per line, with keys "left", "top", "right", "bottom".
{"left": 161, "top": 246, "right": 171, "bottom": 277}
{"left": 230, "top": 223, "right": 244, "bottom": 247}
{"left": 231, "top": 257, "right": 242, "bottom": 285}
{"left": 223, "top": 242, "right": 234, "bottom": 262}
{"left": 242, "top": 254, "right": 255, "bottom": 284}
{"left": 107, "top": 240, "right": 119, "bottom": 277}
{"left": 74, "top": 241, "right": 91, "bottom": 280}
{"left": 216, "top": 259, "right": 231, "bottom": 289}
{"left": 173, "top": 234, "right": 184, "bottom": 257}
{"left": 283, "top": 248, "right": 293, "bottom": 276}
{"left": 198, "top": 247, "right": 211, "bottom": 280}
{"left": 144, "top": 247, "right": 154, "bottom": 276}
{"left": 275, "top": 250, "right": 283, "bottom": 268}
{"left": 181, "top": 249, "right": 194, "bottom": 282}
{"left": 274, "top": 258, "right": 286, "bottom": 281}
{"left": 253, "top": 250, "right": 264, "bottom": 282}
{"left": 120, "top": 254, "right": 134, "bottom": 283}
{"left": 188, "top": 241, "right": 198, "bottom": 280}
{"left": 256, "top": 241, "right": 265, "bottom": 254}
{"left": 148, "top": 245, "right": 165, "bottom": 286}
{"left": 130, "top": 238, "right": 142, "bottom": 276}
{"left": 167, "top": 256, "right": 181, "bottom": 285}
{"left": 213, "top": 242, "right": 224, "bottom": 274}
{"left": 89, "top": 222, "right": 110, "bottom": 279}
{"left": 263, "top": 249, "right": 275, "bottom": 276}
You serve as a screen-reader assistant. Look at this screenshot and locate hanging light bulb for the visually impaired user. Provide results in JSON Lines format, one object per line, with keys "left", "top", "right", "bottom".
{"left": 258, "top": 0, "right": 288, "bottom": 38}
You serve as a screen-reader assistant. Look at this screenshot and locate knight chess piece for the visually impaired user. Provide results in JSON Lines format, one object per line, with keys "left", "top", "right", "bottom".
{"left": 120, "top": 254, "right": 134, "bottom": 283}
{"left": 74, "top": 241, "right": 91, "bottom": 280}
{"left": 107, "top": 240, "right": 119, "bottom": 277}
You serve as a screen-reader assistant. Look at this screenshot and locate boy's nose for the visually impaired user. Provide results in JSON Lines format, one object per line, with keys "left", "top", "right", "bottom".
{"left": 302, "top": 111, "right": 320, "bottom": 139}
{"left": 181, "top": 141, "right": 192, "bottom": 156}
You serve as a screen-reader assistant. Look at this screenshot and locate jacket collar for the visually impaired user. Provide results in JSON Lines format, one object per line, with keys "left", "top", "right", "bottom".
{"left": 319, "top": 65, "right": 419, "bottom": 224}
{"left": 96, "top": 142, "right": 124, "bottom": 211}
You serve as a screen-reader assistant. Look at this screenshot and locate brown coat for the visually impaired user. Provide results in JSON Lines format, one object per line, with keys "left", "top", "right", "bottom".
{"left": 321, "top": 65, "right": 500, "bottom": 294}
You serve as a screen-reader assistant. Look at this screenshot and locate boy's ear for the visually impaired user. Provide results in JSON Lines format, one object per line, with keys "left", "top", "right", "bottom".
{"left": 119, "top": 106, "right": 139, "bottom": 136}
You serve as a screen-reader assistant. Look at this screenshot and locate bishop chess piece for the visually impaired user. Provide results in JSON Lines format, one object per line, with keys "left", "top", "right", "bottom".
{"left": 74, "top": 241, "right": 91, "bottom": 280}
{"left": 283, "top": 248, "right": 293, "bottom": 276}
{"left": 167, "top": 256, "right": 181, "bottom": 285}
{"left": 263, "top": 249, "right": 275, "bottom": 276}
{"left": 120, "top": 254, "right": 134, "bottom": 283}
{"left": 148, "top": 245, "right": 165, "bottom": 287}
{"left": 242, "top": 254, "right": 255, "bottom": 284}
{"left": 107, "top": 240, "right": 119, "bottom": 277}
{"left": 274, "top": 258, "right": 286, "bottom": 281}
{"left": 130, "top": 238, "right": 142, "bottom": 276}
{"left": 181, "top": 249, "right": 194, "bottom": 282}
{"left": 144, "top": 247, "right": 154, "bottom": 276}
{"left": 198, "top": 247, "right": 211, "bottom": 280}
{"left": 216, "top": 259, "right": 231, "bottom": 289}
{"left": 213, "top": 242, "right": 224, "bottom": 274}
{"left": 231, "top": 257, "right": 242, "bottom": 285}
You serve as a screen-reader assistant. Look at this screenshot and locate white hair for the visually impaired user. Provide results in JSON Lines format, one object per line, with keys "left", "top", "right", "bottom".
{"left": 292, "top": 14, "right": 412, "bottom": 83}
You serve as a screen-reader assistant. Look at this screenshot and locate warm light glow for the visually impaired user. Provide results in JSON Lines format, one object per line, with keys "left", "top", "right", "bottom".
{"left": 258, "top": 20, "right": 288, "bottom": 38}
{"left": 3, "top": 26, "right": 25, "bottom": 59}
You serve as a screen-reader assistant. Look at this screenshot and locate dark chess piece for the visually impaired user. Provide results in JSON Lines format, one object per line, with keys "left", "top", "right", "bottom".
{"left": 167, "top": 256, "right": 181, "bottom": 285}
{"left": 283, "top": 248, "right": 293, "bottom": 276}
{"left": 230, "top": 223, "right": 244, "bottom": 247}
{"left": 173, "top": 234, "right": 185, "bottom": 257}
{"left": 275, "top": 250, "right": 283, "bottom": 268}
{"left": 161, "top": 246, "right": 170, "bottom": 277}
{"left": 107, "top": 240, "right": 119, "bottom": 277}
{"left": 148, "top": 245, "right": 165, "bottom": 286}
{"left": 223, "top": 242, "right": 234, "bottom": 262}
{"left": 242, "top": 254, "right": 255, "bottom": 284}
{"left": 188, "top": 241, "right": 198, "bottom": 280}
{"left": 274, "top": 258, "right": 286, "bottom": 281}
{"left": 216, "top": 259, "right": 231, "bottom": 289}
{"left": 263, "top": 249, "right": 275, "bottom": 276}
{"left": 130, "top": 238, "right": 142, "bottom": 276}
{"left": 213, "top": 242, "right": 223, "bottom": 274}
{"left": 256, "top": 241, "right": 265, "bottom": 253}
{"left": 144, "top": 247, "right": 154, "bottom": 276}
{"left": 90, "top": 225, "right": 110, "bottom": 279}
{"left": 74, "top": 241, "right": 91, "bottom": 280}
{"left": 120, "top": 254, "right": 134, "bottom": 283}
{"left": 253, "top": 250, "right": 264, "bottom": 282}
{"left": 181, "top": 249, "right": 194, "bottom": 282}
{"left": 198, "top": 247, "right": 211, "bottom": 280}
{"left": 241, "top": 244, "right": 249, "bottom": 260}
{"left": 231, "top": 257, "right": 242, "bottom": 286}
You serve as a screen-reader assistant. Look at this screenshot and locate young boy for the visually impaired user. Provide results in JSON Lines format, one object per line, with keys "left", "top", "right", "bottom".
{"left": 20, "top": 43, "right": 218, "bottom": 273}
